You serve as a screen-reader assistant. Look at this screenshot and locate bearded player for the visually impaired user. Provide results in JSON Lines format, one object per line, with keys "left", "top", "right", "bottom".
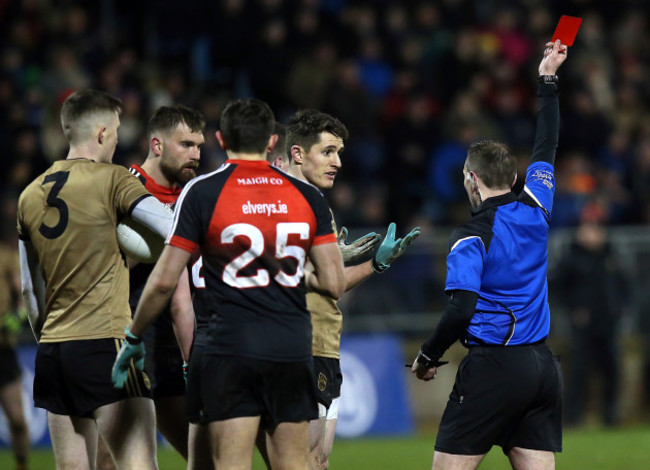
{"left": 126, "top": 105, "right": 207, "bottom": 462}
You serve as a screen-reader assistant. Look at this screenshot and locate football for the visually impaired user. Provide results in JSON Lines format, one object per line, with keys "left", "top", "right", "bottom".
{"left": 116, "top": 217, "right": 165, "bottom": 263}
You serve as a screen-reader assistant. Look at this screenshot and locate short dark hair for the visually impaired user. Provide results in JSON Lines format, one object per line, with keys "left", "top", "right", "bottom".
{"left": 219, "top": 98, "right": 275, "bottom": 153}
{"left": 60, "top": 89, "right": 122, "bottom": 142}
{"left": 267, "top": 122, "right": 287, "bottom": 163}
{"left": 286, "top": 109, "right": 349, "bottom": 154}
{"left": 147, "top": 105, "right": 206, "bottom": 136}
{"left": 465, "top": 140, "right": 517, "bottom": 189}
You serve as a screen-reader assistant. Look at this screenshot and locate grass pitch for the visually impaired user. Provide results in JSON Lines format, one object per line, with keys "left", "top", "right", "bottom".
{"left": 1, "top": 425, "right": 648, "bottom": 469}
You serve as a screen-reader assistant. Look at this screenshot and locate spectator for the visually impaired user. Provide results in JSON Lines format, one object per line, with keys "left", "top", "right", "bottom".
{"left": 0, "top": 237, "right": 29, "bottom": 470}
{"left": 552, "top": 204, "right": 627, "bottom": 426}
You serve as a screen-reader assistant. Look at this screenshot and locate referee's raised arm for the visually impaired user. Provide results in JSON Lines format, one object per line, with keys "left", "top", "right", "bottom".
{"left": 531, "top": 40, "right": 568, "bottom": 167}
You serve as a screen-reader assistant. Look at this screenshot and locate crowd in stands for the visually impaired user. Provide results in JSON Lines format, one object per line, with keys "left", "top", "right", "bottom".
{"left": 2, "top": 1, "right": 650, "bottom": 237}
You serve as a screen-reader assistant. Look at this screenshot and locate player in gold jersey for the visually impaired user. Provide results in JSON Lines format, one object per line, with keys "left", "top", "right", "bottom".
{"left": 284, "top": 109, "right": 420, "bottom": 470}
{"left": 18, "top": 90, "right": 174, "bottom": 470}
{"left": 0, "top": 241, "right": 30, "bottom": 470}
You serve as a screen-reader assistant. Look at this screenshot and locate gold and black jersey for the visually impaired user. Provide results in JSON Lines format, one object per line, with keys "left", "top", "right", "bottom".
{"left": 310, "top": 211, "right": 343, "bottom": 359}
{"left": 0, "top": 245, "right": 19, "bottom": 348}
{"left": 309, "top": 292, "right": 342, "bottom": 359}
{"left": 17, "top": 159, "right": 151, "bottom": 342}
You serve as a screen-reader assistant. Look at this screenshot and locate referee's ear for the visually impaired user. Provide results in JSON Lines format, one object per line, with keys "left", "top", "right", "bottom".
{"left": 468, "top": 171, "right": 480, "bottom": 193}
{"left": 511, "top": 172, "right": 518, "bottom": 188}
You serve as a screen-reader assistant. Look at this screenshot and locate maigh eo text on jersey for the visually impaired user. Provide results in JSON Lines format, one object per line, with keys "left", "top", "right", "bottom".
{"left": 242, "top": 200, "right": 289, "bottom": 216}
{"left": 237, "top": 177, "right": 284, "bottom": 185}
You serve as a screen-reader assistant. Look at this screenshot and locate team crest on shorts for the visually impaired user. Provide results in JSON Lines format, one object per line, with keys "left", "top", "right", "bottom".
{"left": 318, "top": 372, "right": 327, "bottom": 391}
{"left": 142, "top": 372, "right": 151, "bottom": 390}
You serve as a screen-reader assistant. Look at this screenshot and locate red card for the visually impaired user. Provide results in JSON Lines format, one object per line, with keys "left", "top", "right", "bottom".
{"left": 552, "top": 15, "right": 582, "bottom": 46}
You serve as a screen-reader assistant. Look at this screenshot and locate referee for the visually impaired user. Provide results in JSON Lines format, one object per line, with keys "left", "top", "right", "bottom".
{"left": 412, "top": 40, "right": 568, "bottom": 470}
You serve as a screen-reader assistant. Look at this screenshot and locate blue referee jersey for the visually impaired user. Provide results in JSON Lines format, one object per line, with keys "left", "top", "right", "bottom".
{"left": 445, "top": 161, "right": 555, "bottom": 346}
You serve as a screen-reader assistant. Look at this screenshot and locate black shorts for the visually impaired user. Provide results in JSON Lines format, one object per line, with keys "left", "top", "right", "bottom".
{"left": 144, "top": 340, "right": 185, "bottom": 399}
{"left": 34, "top": 339, "right": 153, "bottom": 418}
{"left": 313, "top": 356, "right": 342, "bottom": 409}
{"left": 200, "top": 354, "right": 318, "bottom": 429}
{"left": 435, "top": 342, "right": 563, "bottom": 455}
{"left": 186, "top": 343, "right": 206, "bottom": 424}
{"left": 0, "top": 347, "right": 21, "bottom": 388}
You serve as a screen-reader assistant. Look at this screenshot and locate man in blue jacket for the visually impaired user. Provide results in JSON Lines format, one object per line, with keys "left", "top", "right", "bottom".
{"left": 412, "top": 40, "right": 568, "bottom": 470}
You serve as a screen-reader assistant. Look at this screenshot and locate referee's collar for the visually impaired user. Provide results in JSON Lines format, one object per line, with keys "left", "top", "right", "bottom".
{"left": 471, "top": 191, "right": 517, "bottom": 215}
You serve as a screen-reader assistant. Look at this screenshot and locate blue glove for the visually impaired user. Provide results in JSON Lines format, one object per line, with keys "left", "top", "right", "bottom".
{"left": 372, "top": 223, "right": 421, "bottom": 273}
{"left": 182, "top": 361, "right": 188, "bottom": 384}
{"left": 112, "top": 325, "right": 145, "bottom": 389}
{"left": 337, "top": 227, "right": 381, "bottom": 264}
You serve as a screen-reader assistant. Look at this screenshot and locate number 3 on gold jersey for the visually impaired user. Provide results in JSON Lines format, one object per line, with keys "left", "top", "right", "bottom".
{"left": 39, "top": 171, "right": 70, "bottom": 239}
{"left": 192, "top": 222, "right": 310, "bottom": 290}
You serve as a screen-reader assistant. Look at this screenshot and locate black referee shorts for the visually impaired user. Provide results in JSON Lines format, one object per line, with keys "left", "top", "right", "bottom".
{"left": 435, "top": 342, "right": 562, "bottom": 455}
{"left": 34, "top": 339, "right": 153, "bottom": 418}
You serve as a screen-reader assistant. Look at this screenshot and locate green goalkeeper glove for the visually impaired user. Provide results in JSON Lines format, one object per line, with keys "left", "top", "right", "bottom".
{"left": 337, "top": 227, "right": 381, "bottom": 264}
{"left": 112, "top": 325, "right": 145, "bottom": 389}
{"left": 372, "top": 223, "right": 421, "bottom": 273}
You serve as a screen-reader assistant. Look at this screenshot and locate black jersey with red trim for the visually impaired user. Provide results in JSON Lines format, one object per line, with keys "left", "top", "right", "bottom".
{"left": 128, "top": 164, "right": 182, "bottom": 348}
{"left": 169, "top": 159, "right": 336, "bottom": 362}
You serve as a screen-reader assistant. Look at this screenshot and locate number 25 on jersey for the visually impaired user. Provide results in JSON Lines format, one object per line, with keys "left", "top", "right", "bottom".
{"left": 191, "top": 222, "right": 310, "bottom": 290}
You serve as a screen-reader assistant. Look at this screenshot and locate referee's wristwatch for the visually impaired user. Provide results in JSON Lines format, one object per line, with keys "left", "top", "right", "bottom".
{"left": 414, "top": 349, "right": 438, "bottom": 369}
{"left": 538, "top": 75, "right": 558, "bottom": 85}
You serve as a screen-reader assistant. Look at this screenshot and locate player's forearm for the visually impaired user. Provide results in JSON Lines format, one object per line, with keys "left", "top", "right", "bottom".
{"left": 170, "top": 271, "right": 195, "bottom": 361}
{"left": 307, "top": 243, "right": 345, "bottom": 299}
{"left": 305, "top": 270, "right": 345, "bottom": 299}
{"left": 19, "top": 240, "right": 46, "bottom": 341}
{"left": 131, "top": 245, "right": 190, "bottom": 340}
{"left": 171, "top": 309, "right": 194, "bottom": 362}
{"left": 421, "top": 290, "right": 478, "bottom": 361}
{"left": 343, "top": 261, "right": 374, "bottom": 292}
{"left": 130, "top": 195, "right": 174, "bottom": 239}
{"left": 530, "top": 82, "right": 560, "bottom": 166}
{"left": 130, "top": 275, "right": 177, "bottom": 337}
{"left": 22, "top": 287, "right": 43, "bottom": 341}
